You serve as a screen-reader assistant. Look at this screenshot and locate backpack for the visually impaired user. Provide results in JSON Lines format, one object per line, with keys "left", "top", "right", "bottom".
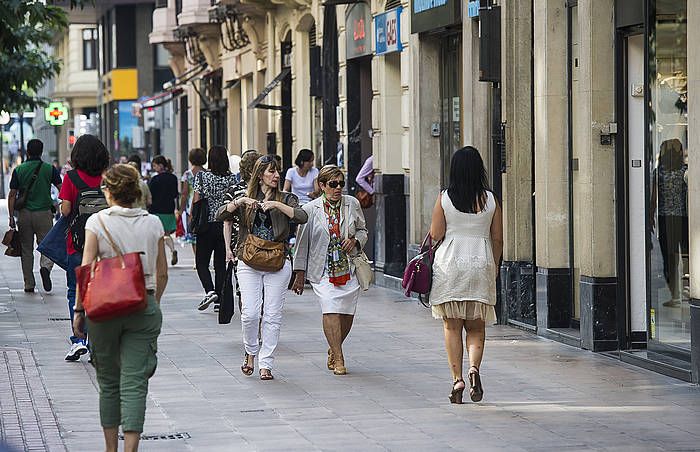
{"left": 67, "top": 170, "right": 109, "bottom": 252}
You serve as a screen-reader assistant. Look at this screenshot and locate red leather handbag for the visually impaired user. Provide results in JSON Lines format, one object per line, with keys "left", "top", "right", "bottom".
{"left": 402, "top": 233, "right": 440, "bottom": 307}
{"left": 75, "top": 217, "right": 148, "bottom": 322}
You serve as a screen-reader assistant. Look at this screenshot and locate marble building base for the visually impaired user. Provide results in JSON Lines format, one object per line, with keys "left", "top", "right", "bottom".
{"left": 536, "top": 267, "right": 571, "bottom": 331}
{"left": 501, "top": 261, "right": 536, "bottom": 328}
{"left": 691, "top": 298, "right": 700, "bottom": 383}
{"left": 579, "top": 275, "right": 617, "bottom": 352}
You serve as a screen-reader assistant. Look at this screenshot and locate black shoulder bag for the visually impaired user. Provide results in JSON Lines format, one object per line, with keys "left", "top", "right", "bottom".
{"left": 188, "top": 171, "right": 210, "bottom": 234}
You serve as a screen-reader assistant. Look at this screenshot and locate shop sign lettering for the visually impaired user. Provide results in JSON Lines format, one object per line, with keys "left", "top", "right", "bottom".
{"left": 346, "top": 3, "right": 372, "bottom": 60}
{"left": 413, "top": 0, "right": 447, "bottom": 14}
{"left": 375, "top": 7, "right": 403, "bottom": 56}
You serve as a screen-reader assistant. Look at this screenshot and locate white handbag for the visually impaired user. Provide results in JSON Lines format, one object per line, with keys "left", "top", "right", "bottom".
{"left": 352, "top": 251, "right": 374, "bottom": 291}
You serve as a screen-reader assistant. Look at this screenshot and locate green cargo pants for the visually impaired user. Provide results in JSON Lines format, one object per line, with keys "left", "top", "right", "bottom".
{"left": 87, "top": 295, "right": 162, "bottom": 433}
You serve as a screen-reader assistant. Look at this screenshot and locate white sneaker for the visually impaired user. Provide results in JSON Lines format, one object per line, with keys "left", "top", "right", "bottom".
{"left": 65, "top": 342, "right": 88, "bottom": 361}
{"left": 197, "top": 291, "right": 219, "bottom": 311}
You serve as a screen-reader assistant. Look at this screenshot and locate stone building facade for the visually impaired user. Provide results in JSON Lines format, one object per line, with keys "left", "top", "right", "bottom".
{"left": 499, "top": 0, "right": 699, "bottom": 383}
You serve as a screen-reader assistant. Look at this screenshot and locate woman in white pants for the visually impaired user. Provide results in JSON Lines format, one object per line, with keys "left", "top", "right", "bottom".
{"left": 291, "top": 165, "right": 368, "bottom": 375}
{"left": 219, "top": 155, "right": 308, "bottom": 380}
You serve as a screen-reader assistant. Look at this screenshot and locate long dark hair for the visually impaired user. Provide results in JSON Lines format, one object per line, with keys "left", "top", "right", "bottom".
{"left": 208, "top": 145, "right": 230, "bottom": 176}
{"left": 447, "top": 146, "right": 490, "bottom": 214}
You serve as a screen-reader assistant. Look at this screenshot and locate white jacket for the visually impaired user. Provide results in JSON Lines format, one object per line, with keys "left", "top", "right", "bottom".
{"left": 292, "top": 195, "right": 368, "bottom": 284}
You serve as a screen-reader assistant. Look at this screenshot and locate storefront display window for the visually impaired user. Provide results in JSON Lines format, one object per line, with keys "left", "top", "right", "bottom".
{"left": 648, "top": 0, "right": 689, "bottom": 354}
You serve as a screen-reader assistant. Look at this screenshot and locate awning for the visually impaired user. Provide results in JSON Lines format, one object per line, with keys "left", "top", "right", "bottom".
{"left": 248, "top": 67, "right": 291, "bottom": 111}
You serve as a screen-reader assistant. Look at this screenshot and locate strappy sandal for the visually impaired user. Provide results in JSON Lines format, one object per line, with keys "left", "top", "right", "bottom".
{"left": 260, "top": 369, "right": 274, "bottom": 381}
{"left": 240, "top": 354, "right": 254, "bottom": 376}
{"left": 327, "top": 349, "right": 335, "bottom": 371}
{"left": 468, "top": 366, "right": 483, "bottom": 402}
{"left": 449, "top": 379, "right": 465, "bottom": 404}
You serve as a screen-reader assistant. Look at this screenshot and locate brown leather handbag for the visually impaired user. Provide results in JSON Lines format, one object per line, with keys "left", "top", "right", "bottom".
{"left": 75, "top": 217, "right": 148, "bottom": 322}
{"left": 241, "top": 234, "right": 286, "bottom": 272}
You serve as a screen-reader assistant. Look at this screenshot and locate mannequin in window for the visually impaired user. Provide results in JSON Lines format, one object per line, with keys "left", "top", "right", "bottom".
{"left": 651, "top": 138, "right": 689, "bottom": 307}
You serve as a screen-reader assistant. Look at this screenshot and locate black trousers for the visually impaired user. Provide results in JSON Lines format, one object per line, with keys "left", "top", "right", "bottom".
{"left": 658, "top": 215, "right": 689, "bottom": 297}
{"left": 195, "top": 221, "right": 226, "bottom": 295}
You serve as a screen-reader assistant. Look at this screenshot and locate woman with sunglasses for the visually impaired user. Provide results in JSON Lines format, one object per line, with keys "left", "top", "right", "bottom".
{"left": 220, "top": 154, "right": 308, "bottom": 380}
{"left": 292, "top": 165, "right": 368, "bottom": 375}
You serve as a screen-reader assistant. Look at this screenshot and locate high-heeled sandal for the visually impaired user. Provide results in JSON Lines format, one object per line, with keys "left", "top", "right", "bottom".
{"left": 468, "top": 367, "right": 483, "bottom": 402}
{"left": 240, "top": 353, "right": 254, "bottom": 376}
{"left": 327, "top": 349, "right": 335, "bottom": 371}
{"left": 449, "top": 379, "right": 465, "bottom": 404}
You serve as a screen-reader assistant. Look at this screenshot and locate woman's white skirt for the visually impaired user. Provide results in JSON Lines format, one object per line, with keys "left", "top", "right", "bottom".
{"left": 311, "top": 273, "right": 361, "bottom": 315}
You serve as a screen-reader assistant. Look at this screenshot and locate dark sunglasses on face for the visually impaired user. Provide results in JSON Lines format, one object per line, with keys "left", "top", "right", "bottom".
{"left": 327, "top": 180, "right": 345, "bottom": 189}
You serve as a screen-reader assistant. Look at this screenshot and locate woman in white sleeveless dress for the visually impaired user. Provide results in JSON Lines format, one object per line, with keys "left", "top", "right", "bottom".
{"left": 429, "top": 146, "right": 503, "bottom": 404}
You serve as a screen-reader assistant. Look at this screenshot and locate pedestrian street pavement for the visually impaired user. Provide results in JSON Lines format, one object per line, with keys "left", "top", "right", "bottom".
{"left": 0, "top": 211, "right": 699, "bottom": 450}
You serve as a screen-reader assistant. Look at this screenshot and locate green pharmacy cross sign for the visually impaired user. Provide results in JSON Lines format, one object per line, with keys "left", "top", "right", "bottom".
{"left": 45, "top": 102, "right": 69, "bottom": 126}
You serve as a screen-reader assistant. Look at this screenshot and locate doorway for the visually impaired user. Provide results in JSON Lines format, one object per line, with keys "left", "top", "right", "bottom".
{"left": 281, "top": 36, "right": 293, "bottom": 171}
{"left": 624, "top": 32, "right": 648, "bottom": 346}
{"left": 346, "top": 56, "right": 374, "bottom": 261}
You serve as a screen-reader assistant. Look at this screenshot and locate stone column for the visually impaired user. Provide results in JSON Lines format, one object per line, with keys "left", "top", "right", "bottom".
{"left": 500, "top": 0, "right": 535, "bottom": 327}
{"left": 408, "top": 35, "right": 441, "bottom": 246}
{"left": 576, "top": 0, "right": 617, "bottom": 351}
{"left": 686, "top": 0, "right": 700, "bottom": 383}
{"left": 533, "top": 0, "right": 570, "bottom": 331}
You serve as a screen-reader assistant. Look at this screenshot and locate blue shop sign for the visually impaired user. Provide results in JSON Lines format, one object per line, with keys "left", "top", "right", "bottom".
{"left": 468, "top": 1, "right": 479, "bottom": 18}
{"left": 413, "top": 0, "right": 447, "bottom": 14}
{"left": 375, "top": 7, "right": 403, "bottom": 56}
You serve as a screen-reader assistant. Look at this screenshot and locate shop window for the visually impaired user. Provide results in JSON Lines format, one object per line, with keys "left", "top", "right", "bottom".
{"left": 648, "top": 1, "right": 689, "bottom": 355}
{"left": 82, "top": 28, "right": 97, "bottom": 71}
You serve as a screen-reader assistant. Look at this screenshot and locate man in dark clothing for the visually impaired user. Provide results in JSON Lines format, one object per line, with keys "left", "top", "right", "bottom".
{"left": 8, "top": 139, "right": 62, "bottom": 292}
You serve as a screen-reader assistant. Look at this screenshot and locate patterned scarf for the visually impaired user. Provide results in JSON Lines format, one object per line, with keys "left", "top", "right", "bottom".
{"left": 323, "top": 194, "right": 350, "bottom": 286}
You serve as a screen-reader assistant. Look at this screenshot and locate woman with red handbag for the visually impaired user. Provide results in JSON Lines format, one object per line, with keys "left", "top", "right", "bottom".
{"left": 429, "top": 147, "right": 503, "bottom": 404}
{"left": 72, "top": 164, "right": 169, "bottom": 452}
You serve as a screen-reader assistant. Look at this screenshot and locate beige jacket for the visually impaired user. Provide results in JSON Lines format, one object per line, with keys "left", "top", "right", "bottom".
{"left": 293, "top": 195, "right": 368, "bottom": 284}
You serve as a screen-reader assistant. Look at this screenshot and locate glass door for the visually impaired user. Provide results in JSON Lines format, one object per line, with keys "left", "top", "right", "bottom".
{"left": 647, "top": 1, "right": 690, "bottom": 357}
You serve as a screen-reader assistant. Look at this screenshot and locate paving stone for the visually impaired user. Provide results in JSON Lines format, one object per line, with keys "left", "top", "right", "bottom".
{"left": 0, "top": 208, "right": 700, "bottom": 450}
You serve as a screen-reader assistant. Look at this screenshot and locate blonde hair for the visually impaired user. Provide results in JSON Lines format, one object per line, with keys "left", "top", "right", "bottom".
{"left": 102, "top": 164, "right": 142, "bottom": 205}
{"left": 317, "top": 165, "right": 344, "bottom": 185}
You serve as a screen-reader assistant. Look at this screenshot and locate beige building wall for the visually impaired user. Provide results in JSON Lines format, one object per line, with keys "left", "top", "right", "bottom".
{"left": 575, "top": 1, "right": 616, "bottom": 278}
{"left": 462, "top": 11, "right": 491, "bottom": 172}
{"left": 500, "top": 0, "right": 534, "bottom": 263}
{"left": 408, "top": 35, "right": 442, "bottom": 244}
{"left": 371, "top": 2, "right": 411, "bottom": 176}
{"left": 533, "top": 0, "right": 569, "bottom": 270}
{"left": 53, "top": 24, "right": 99, "bottom": 164}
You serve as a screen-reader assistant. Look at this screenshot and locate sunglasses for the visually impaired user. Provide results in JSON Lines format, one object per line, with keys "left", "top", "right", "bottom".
{"left": 259, "top": 155, "right": 276, "bottom": 164}
{"left": 326, "top": 180, "right": 345, "bottom": 189}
